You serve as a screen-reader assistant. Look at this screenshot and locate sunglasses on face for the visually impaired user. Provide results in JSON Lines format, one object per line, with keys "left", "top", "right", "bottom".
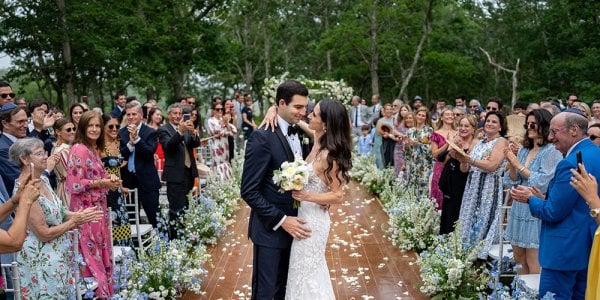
{"left": 486, "top": 107, "right": 498, "bottom": 111}
{"left": 523, "top": 122, "right": 538, "bottom": 130}
{"left": 64, "top": 127, "right": 75, "bottom": 133}
{"left": 590, "top": 135, "right": 599, "bottom": 141}
{"left": 0, "top": 93, "right": 15, "bottom": 99}
{"left": 108, "top": 124, "right": 120, "bottom": 130}
{"left": 214, "top": 108, "right": 224, "bottom": 111}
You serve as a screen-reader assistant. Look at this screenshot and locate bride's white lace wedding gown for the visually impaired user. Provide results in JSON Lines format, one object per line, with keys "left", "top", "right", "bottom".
{"left": 285, "top": 163, "right": 335, "bottom": 300}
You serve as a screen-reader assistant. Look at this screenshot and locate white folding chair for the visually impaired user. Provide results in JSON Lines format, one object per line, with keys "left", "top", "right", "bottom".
{"left": 489, "top": 188, "right": 514, "bottom": 288}
{"left": 0, "top": 261, "right": 20, "bottom": 299}
{"left": 123, "top": 188, "right": 155, "bottom": 252}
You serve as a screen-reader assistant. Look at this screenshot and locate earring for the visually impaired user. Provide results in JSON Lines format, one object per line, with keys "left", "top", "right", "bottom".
{"left": 324, "top": 128, "right": 327, "bottom": 133}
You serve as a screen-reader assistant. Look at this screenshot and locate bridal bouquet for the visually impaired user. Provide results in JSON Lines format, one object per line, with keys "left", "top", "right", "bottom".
{"left": 273, "top": 156, "right": 310, "bottom": 208}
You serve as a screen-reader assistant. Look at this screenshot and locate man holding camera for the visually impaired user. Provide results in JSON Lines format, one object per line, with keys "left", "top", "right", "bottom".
{"left": 158, "top": 103, "right": 200, "bottom": 239}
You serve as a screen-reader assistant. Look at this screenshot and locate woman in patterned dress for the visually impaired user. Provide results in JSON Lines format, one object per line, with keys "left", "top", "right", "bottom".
{"left": 405, "top": 106, "right": 434, "bottom": 197}
{"left": 503, "top": 109, "right": 562, "bottom": 274}
{"left": 393, "top": 105, "right": 412, "bottom": 177}
{"left": 11, "top": 137, "right": 101, "bottom": 299}
{"left": 455, "top": 111, "right": 508, "bottom": 259}
{"left": 101, "top": 114, "right": 132, "bottom": 247}
{"left": 207, "top": 102, "right": 237, "bottom": 180}
{"left": 429, "top": 107, "right": 456, "bottom": 209}
{"left": 66, "top": 111, "right": 122, "bottom": 298}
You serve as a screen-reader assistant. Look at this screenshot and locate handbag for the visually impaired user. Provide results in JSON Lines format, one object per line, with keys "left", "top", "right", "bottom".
{"left": 112, "top": 224, "right": 131, "bottom": 241}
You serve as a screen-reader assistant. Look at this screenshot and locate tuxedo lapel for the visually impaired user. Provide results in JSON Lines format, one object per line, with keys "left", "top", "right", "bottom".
{"left": 275, "top": 127, "right": 294, "bottom": 161}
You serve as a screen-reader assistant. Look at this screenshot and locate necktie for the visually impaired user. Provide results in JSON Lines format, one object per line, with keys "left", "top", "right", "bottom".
{"left": 288, "top": 125, "right": 299, "bottom": 136}
{"left": 184, "top": 144, "right": 191, "bottom": 168}
{"left": 127, "top": 150, "right": 135, "bottom": 173}
{"left": 354, "top": 107, "right": 359, "bottom": 127}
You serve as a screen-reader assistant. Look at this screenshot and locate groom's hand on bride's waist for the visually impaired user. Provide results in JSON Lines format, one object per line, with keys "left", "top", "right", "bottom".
{"left": 282, "top": 216, "right": 312, "bottom": 240}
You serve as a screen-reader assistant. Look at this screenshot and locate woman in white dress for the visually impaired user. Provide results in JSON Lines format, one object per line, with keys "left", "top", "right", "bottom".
{"left": 286, "top": 99, "right": 352, "bottom": 300}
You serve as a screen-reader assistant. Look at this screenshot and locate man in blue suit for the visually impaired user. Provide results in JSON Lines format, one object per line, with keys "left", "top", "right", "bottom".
{"left": 119, "top": 100, "right": 161, "bottom": 228}
{"left": 512, "top": 110, "right": 599, "bottom": 299}
{"left": 0, "top": 103, "right": 28, "bottom": 195}
{"left": 241, "top": 80, "right": 312, "bottom": 299}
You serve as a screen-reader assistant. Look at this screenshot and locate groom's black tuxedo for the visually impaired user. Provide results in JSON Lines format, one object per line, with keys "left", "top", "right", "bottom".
{"left": 241, "top": 125, "right": 308, "bottom": 299}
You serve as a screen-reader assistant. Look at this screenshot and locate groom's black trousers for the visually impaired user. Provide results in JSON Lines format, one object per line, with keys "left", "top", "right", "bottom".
{"left": 252, "top": 244, "right": 291, "bottom": 300}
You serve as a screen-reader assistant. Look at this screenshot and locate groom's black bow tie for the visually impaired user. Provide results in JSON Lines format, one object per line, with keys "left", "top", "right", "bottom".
{"left": 287, "top": 125, "right": 299, "bottom": 136}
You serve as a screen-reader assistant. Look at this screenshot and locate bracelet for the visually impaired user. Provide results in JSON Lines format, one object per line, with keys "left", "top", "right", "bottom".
{"left": 518, "top": 166, "right": 526, "bottom": 173}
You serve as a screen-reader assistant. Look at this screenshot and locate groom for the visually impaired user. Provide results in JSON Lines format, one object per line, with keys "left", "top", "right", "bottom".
{"left": 241, "top": 80, "right": 312, "bottom": 299}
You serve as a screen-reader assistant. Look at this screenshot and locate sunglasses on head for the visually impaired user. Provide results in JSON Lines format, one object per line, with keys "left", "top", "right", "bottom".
{"left": 523, "top": 122, "right": 538, "bottom": 130}
{"left": 590, "top": 135, "right": 599, "bottom": 141}
{"left": 0, "top": 93, "right": 15, "bottom": 99}
{"left": 108, "top": 124, "right": 120, "bottom": 130}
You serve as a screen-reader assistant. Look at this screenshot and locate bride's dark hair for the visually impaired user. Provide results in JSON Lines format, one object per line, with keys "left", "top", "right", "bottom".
{"left": 317, "top": 99, "right": 352, "bottom": 184}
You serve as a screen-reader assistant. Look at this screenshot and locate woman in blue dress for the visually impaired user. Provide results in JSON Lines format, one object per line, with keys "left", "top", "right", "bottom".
{"left": 503, "top": 109, "right": 562, "bottom": 274}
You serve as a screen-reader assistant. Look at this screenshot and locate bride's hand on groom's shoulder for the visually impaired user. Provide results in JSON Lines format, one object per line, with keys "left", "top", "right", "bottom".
{"left": 282, "top": 216, "right": 312, "bottom": 240}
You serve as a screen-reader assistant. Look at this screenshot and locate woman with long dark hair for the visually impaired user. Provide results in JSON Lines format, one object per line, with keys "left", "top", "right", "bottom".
{"left": 286, "top": 99, "right": 352, "bottom": 299}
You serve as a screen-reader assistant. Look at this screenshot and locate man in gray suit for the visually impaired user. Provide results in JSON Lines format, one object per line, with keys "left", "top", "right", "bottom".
{"left": 368, "top": 94, "right": 382, "bottom": 126}
{"left": 349, "top": 96, "right": 371, "bottom": 139}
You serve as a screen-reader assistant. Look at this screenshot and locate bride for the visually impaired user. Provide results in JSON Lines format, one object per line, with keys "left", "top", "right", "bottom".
{"left": 287, "top": 99, "right": 352, "bottom": 299}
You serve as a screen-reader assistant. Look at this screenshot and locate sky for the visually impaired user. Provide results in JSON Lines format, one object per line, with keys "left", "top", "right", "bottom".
{"left": 0, "top": 53, "right": 12, "bottom": 69}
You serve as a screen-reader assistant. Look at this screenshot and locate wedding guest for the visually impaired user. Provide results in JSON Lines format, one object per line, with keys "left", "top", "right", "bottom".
{"left": 190, "top": 107, "right": 203, "bottom": 137}
{"left": 588, "top": 123, "right": 600, "bottom": 147}
{"left": 591, "top": 100, "right": 600, "bottom": 125}
{"left": 224, "top": 99, "right": 238, "bottom": 160}
{"left": 569, "top": 163, "right": 600, "bottom": 299}
{"left": 242, "top": 96, "right": 257, "bottom": 139}
{"left": 439, "top": 115, "right": 478, "bottom": 234}
{"left": 0, "top": 104, "right": 28, "bottom": 195}
{"left": 393, "top": 105, "right": 412, "bottom": 176}
{"left": 66, "top": 111, "right": 121, "bottom": 298}
{"left": 511, "top": 110, "right": 599, "bottom": 299}
{"left": 100, "top": 114, "right": 130, "bottom": 246}
{"left": 13, "top": 137, "right": 102, "bottom": 299}
{"left": 455, "top": 111, "right": 508, "bottom": 259}
{"left": 47, "top": 118, "right": 75, "bottom": 207}
{"left": 377, "top": 104, "right": 396, "bottom": 167}
{"left": 0, "top": 174, "right": 39, "bottom": 253}
{"left": 146, "top": 108, "right": 165, "bottom": 171}
{"left": 207, "top": 102, "right": 237, "bottom": 180}
{"left": 429, "top": 107, "right": 456, "bottom": 209}
{"left": 69, "top": 103, "right": 86, "bottom": 129}
{"left": 503, "top": 109, "right": 562, "bottom": 274}
{"left": 405, "top": 106, "right": 434, "bottom": 197}
{"left": 357, "top": 125, "right": 373, "bottom": 156}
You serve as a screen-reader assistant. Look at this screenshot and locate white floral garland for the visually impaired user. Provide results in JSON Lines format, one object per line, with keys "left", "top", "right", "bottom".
{"left": 262, "top": 72, "right": 354, "bottom": 105}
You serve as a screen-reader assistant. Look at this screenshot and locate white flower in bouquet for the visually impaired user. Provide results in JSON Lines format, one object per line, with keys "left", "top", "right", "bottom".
{"left": 273, "top": 156, "right": 310, "bottom": 207}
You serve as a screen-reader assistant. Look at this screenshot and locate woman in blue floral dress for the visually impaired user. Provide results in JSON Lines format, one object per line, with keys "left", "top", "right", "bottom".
{"left": 405, "top": 106, "right": 434, "bottom": 197}
{"left": 503, "top": 109, "right": 561, "bottom": 274}
{"left": 455, "top": 111, "right": 508, "bottom": 259}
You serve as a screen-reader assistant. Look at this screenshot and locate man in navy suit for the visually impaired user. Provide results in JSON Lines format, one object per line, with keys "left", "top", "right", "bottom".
{"left": 0, "top": 103, "right": 28, "bottom": 195}
{"left": 512, "top": 110, "right": 599, "bottom": 299}
{"left": 158, "top": 103, "right": 200, "bottom": 238}
{"left": 119, "top": 100, "right": 161, "bottom": 228}
{"left": 241, "top": 80, "right": 312, "bottom": 299}
{"left": 111, "top": 92, "right": 126, "bottom": 119}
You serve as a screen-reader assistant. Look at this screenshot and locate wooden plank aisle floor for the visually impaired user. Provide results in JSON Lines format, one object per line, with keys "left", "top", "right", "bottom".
{"left": 185, "top": 181, "right": 429, "bottom": 299}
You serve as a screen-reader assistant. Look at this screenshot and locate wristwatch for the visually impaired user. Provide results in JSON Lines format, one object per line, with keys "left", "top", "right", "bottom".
{"left": 590, "top": 208, "right": 600, "bottom": 218}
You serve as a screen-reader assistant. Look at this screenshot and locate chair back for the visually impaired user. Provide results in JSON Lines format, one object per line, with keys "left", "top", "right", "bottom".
{"left": 0, "top": 261, "right": 20, "bottom": 299}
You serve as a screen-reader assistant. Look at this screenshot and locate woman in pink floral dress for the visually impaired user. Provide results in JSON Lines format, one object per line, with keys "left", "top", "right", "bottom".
{"left": 66, "top": 111, "right": 122, "bottom": 298}
{"left": 207, "top": 102, "right": 237, "bottom": 180}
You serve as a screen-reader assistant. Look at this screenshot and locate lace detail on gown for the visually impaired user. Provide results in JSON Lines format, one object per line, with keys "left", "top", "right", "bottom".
{"left": 285, "top": 164, "right": 335, "bottom": 300}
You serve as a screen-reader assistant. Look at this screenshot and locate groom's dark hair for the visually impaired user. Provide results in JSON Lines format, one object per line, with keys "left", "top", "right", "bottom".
{"left": 276, "top": 80, "right": 309, "bottom": 105}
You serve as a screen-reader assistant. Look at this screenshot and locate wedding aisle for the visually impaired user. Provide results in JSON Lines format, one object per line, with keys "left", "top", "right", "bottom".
{"left": 187, "top": 181, "right": 428, "bottom": 299}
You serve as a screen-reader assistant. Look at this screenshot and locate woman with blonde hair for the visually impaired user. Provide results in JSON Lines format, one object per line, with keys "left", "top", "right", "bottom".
{"left": 405, "top": 106, "right": 434, "bottom": 197}
{"left": 429, "top": 107, "right": 457, "bottom": 209}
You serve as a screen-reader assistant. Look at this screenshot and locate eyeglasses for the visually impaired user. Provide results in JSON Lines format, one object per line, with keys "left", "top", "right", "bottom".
{"left": 0, "top": 93, "right": 15, "bottom": 99}
{"left": 31, "top": 151, "right": 47, "bottom": 157}
{"left": 470, "top": 105, "right": 478, "bottom": 108}
{"left": 64, "top": 127, "right": 75, "bottom": 133}
{"left": 549, "top": 127, "right": 563, "bottom": 136}
{"left": 187, "top": 101, "right": 195, "bottom": 105}
{"left": 108, "top": 124, "right": 120, "bottom": 130}
{"left": 214, "top": 108, "right": 224, "bottom": 111}
{"left": 454, "top": 113, "right": 464, "bottom": 117}
{"left": 486, "top": 106, "right": 498, "bottom": 111}
{"left": 523, "top": 122, "right": 538, "bottom": 130}
{"left": 590, "top": 135, "right": 599, "bottom": 141}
